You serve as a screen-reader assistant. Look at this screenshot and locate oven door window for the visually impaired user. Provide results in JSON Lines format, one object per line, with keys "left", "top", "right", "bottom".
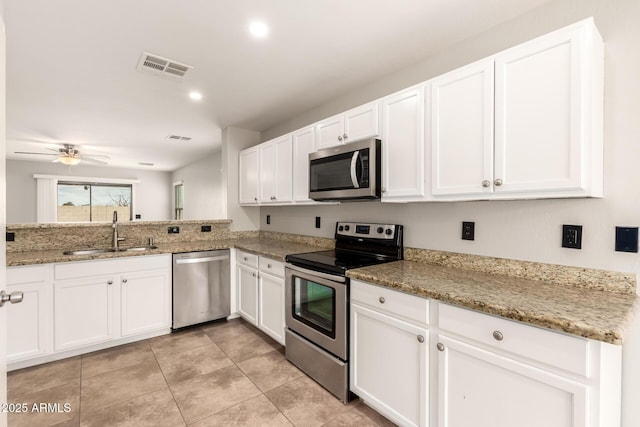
{"left": 292, "top": 276, "right": 336, "bottom": 339}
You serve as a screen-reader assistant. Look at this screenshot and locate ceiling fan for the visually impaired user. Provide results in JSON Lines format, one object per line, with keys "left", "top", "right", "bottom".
{"left": 14, "top": 144, "right": 111, "bottom": 166}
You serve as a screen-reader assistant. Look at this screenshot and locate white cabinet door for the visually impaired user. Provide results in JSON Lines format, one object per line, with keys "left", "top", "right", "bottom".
{"left": 237, "top": 264, "right": 258, "bottom": 325}
{"left": 351, "top": 302, "right": 428, "bottom": 427}
{"left": 437, "top": 335, "right": 588, "bottom": 427}
{"left": 239, "top": 146, "right": 259, "bottom": 204}
{"left": 315, "top": 101, "right": 380, "bottom": 150}
{"left": 273, "top": 135, "right": 293, "bottom": 203}
{"left": 6, "top": 279, "right": 51, "bottom": 363}
{"left": 494, "top": 22, "right": 599, "bottom": 196}
{"left": 292, "top": 126, "right": 316, "bottom": 202}
{"left": 344, "top": 101, "right": 379, "bottom": 143}
{"left": 259, "top": 142, "right": 275, "bottom": 203}
{"left": 315, "top": 113, "right": 345, "bottom": 150}
{"left": 121, "top": 269, "right": 171, "bottom": 337}
{"left": 258, "top": 271, "right": 285, "bottom": 345}
{"left": 381, "top": 85, "right": 426, "bottom": 201}
{"left": 431, "top": 60, "right": 494, "bottom": 197}
{"left": 54, "top": 276, "right": 115, "bottom": 351}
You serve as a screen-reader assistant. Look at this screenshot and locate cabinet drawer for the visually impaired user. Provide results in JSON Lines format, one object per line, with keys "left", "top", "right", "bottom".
{"left": 438, "top": 303, "right": 589, "bottom": 377}
{"left": 351, "top": 280, "right": 428, "bottom": 326}
{"left": 237, "top": 250, "right": 258, "bottom": 269}
{"left": 259, "top": 257, "right": 284, "bottom": 277}
{"left": 7, "top": 264, "right": 49, "bottom": 285}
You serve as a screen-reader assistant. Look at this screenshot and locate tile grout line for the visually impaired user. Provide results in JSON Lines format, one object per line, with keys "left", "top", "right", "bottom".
{"left": 148, "top": 336, "right": 189, "bottom": 427}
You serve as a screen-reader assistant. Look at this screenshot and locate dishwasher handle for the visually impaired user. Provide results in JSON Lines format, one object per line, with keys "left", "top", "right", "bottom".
{"left": 175, "top": 255, "right": 229, "bottom": 264}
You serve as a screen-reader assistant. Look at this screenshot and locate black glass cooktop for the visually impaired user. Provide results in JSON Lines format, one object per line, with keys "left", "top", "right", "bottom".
{"left": 285, "top": 249, "right": 395, "bottom": 276}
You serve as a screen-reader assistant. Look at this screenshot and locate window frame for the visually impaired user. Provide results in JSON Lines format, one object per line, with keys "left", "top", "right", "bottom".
{"left": 57, "top": 181, "right": 133, "bottom": 222}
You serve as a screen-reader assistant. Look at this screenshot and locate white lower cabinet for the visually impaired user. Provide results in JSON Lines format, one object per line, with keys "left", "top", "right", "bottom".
{"left": 350, "top": 280, "right": 429, "bottom": 427}
{"left": 349, "top": 281, "right": 622, "bottom": 427}
{"left": 6, "top": 265, "right": 52, "bottom": 363}
{"left": 236, "top": 250, "right": 285, "bottom": 345}
{"left": 7, "top": 254, "right": 172, "bottom": 370}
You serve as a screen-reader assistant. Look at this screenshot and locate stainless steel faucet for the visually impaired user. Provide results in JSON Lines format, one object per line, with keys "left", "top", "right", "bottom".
{"left": 112, "top": 210, "right": 125, "bottom": 250}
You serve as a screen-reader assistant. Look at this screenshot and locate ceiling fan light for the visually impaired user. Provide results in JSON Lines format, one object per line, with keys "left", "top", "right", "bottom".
{"left": 59, "top": 155, "right": 81, "bottom": 165}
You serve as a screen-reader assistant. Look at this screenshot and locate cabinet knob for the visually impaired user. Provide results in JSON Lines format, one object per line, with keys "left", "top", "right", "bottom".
{"left": 244, "top": 257, "right": 248, "bottom": 261}
{"left": 436, "top": 343, "right": 445, "bottom": 352}
{"left": 254, "top": 197, "right": 258, "bottom": 201}
{"left": 378, "top": 296, "right": 385, "bottom": 304}
{"left": 417, "top": 335, "right": 425, "bottom": 343}
{"left": 343, "top": 134, "right": 348, "bottom": 140}
{"left": 494, "top": 178, "right": 503, "bottom": 187}
{"left": 267, "top": 264, "right": 272, "bottom": 268}
{"left": 482, "top": 180, "right": 491, "bottom": 188}
{"left": 122, "top": 278, "right": 128, "bottom": 284}
{"left": 381, "top": 187, "right": 387, "bottom": 193}
{"left": 107, "top": 280, "right": 113, "bottom": 285}
{"left": 338, "top": 135, "right": 343, "bottom": 141}
{"left": 252, "top": 273, "right": 257, "bottom": 277}
{"left": 0, "top": 290, "right": 24, "bottom": 307}
{"left": 492, "top": 330, "right": 504, "bottom": 341}
{"left": 270, "top": 196, "right": 276, "bottom": 200}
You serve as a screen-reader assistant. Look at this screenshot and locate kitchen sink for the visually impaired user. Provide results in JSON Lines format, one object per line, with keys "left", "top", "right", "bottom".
{"left": 63, "top": 248, "right": 116, "bottom": 255}
{"left": 63, "top": 245, "right": 158, "bottom": 255}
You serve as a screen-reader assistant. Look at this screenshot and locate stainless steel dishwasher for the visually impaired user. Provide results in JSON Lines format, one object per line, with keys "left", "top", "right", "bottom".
{"left": 172, "top": 250, "right": 230, "bottom": 329}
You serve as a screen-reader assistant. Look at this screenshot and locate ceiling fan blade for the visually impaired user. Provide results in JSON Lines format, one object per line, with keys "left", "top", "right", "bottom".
{"left": 14, "top": 151, "right": 57, "bottom": 156}
{"left": 80, "top": 157, "right": 108, "bottom": 165}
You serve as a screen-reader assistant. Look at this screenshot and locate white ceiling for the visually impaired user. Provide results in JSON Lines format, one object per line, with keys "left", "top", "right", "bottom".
{"left": 4, "top": 0, "right": 551, "bottom": 171}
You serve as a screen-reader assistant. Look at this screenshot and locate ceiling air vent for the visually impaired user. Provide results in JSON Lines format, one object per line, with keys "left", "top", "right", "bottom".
{"left": 166, "top": 134, "right": 192, "bottom": 141}
{"left": 137, "top": 52, "right": 193, "bottom": 79}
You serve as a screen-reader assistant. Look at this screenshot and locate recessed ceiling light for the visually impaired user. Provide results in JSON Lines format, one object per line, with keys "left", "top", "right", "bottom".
{"left": 189, "top": 91, "right": 203, "bottom": 101}
{"left": 249, "top": 21, "right": 269, "bottom": 38}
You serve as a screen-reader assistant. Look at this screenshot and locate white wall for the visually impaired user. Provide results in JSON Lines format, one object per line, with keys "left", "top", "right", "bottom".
{"left": 6, "top": 159, "right": 172, "bottom": 223}
{"left": 259, "top": 0, "right": 640, "bottom": 424}
{"left": 221, "top": 127, "right": 260, "bottom": 231}
{"left": 171, "top": 151, "right": 225, "bottom": 220}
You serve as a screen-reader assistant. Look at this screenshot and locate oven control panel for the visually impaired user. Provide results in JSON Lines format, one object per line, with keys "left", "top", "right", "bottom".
{"left": 335, "top": 222, "right": 398, "bottom": 240}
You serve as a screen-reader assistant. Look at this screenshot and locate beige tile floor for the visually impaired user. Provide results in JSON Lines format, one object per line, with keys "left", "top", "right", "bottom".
{"left": 7, "top": 318, "right": 396, "bottom": 426}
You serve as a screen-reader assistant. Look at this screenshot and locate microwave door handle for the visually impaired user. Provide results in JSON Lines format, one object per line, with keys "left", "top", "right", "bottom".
{"left": 350, "top": 151, "right": 360, "bottom": 188}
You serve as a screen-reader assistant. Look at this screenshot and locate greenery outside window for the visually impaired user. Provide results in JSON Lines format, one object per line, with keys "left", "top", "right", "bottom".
{"left": 57, "top": 182, "right": 132, "bottom": 222}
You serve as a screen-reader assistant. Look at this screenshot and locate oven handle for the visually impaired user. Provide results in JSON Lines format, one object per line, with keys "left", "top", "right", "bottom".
{"left": 350, "top": 151, "right": 360, "bottom": 189}
{"left": 285, "top": 263, "right": 346, "bottom": 283}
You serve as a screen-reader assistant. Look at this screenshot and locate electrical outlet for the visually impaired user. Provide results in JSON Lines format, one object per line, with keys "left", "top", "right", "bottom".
{"left": 6, "top": 232, "right": 15, "bottom": 242}
{"left": 615, "top": 226, "right": 638, "bottom": 253}
{"left": 315, "top": 216, "right": 321, "bottom": 228}
{"left": 135, "top": 214, "right": 141, "bottom": 219}
{"left": 201, "top": 225, "right": 212, "bottom": 232}
{"left": 462, "top": 222, "right": 475, "bottom": 241}
{"left": 168, "top": 226, "right": 180, "bottom": 234}
{"left": 562, "top": 225, "right": 582, "bottom": 249}
{"left": 266, "top": 215, "right": 271, "bottom": 225}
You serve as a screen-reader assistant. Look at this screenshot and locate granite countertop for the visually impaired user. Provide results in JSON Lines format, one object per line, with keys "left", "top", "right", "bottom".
{"left": 6, "top": 237, "right": 327, "bottom": 267}
{"left": 347, "top": 260, "right": 639, "bottom": 345}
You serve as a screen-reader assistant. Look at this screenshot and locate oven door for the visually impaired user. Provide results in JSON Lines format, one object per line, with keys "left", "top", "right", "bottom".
{"left": 285, "top": 264, "right": 347, "bottom": 361}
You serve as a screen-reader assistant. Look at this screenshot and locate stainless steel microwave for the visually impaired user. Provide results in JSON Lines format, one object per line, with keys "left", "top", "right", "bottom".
{"left": 309, "top": 138, "right": 381, "bottom": 201}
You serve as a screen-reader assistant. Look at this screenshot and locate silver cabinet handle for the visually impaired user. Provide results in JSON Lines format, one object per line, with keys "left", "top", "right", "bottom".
{"left": 244, "top": 257, "right": 248, "bottom": 261}
{"left": 270, "top": 196, "right": 276, "bottom": 200}
{"left": 254, "top": 197, "right": 258, "bottom": 201}
{"left": 0, "top": 290, "right": 24, "bottom": 307}
{"left": 381, "top": 187, "right": 387, "bottom": 193}
{"left": 267, "top": 264, "right": 272, "bottom": 268}
{"left": 338, "top": 135, "right": 343, "bottom": 141}
{"left": 482, "top": 180, "right": 491, "bottom": 188}
{"left": 252, "top": 272, "right": 257, "bottom": 277}
{"left": 493, "top": 331, "right": 504, "bottom": 341}
{"left": 378, "top": 297, "right": 385, "bottom": 304}
{"left": 107, "top": 280, "right": 113, "bottom": 285}
{"left": 494, "top": 179, "right": 503, "bottom": 187}
{"left": 343, "top": 133, "right": 348, "bottom": 140}
{"left": 437, "top": 343, "right": 445, "bottom": 352}
{"left": 122, "top": 278, "right": 128, "bottom": 283}
{"left": 417, "top": 335, "right": 424, "bottom": 343}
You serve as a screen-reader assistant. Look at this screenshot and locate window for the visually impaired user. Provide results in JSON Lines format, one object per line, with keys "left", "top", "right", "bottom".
{"left": 174, "top": 183, "right": 184, "bottom": 220}
{"left": 57, "top": 182, "right": 132, "bottom": 222}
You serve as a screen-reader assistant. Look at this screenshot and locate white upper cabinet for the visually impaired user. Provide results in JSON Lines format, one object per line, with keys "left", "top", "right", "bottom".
{"left": 381, "top": 84, "right": 427, "bottom": 202}
{"left": 493, "top": 19, "right": 603, "bottom": 197}
{"left": 315, "top": 101, "right": 379, "bottom": 150}
{"left": 259, "top": 134, "right": 293, "bottom": 203}
{"left": 431, "top": 18, "right": 603, "bottom": 200}
{"left": 239, "top": 146, "right": 259, "bottom": 205}
{"left": 291, "top": 126, "right": 316, "bottom": 203}
{"left": 431, "top": 60, "right": 494, "bottom": 197}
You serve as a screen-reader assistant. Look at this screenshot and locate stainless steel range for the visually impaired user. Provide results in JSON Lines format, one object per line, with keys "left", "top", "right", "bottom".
{"left": 285, "top": 222, "right": 403, "bottom": 403}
